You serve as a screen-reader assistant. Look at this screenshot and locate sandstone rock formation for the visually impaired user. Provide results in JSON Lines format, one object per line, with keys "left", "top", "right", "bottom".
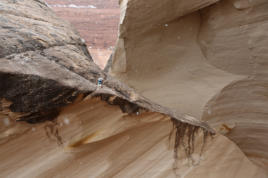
{"left": 0, "top": 0, "right": 267, "bottom": 178}
{"left": 0, "top": 0, "right": 219, "bottom": 178}
{"left": 110, "top": 0, "right": 268, "bottom": 176}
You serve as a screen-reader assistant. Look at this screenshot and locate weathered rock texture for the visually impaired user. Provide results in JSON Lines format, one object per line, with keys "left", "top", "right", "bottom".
{"left": 110, "top": 0, "right": 268, "bottom": 176}
{"left": 0, "top": 0, "right": 231, "bottom": 178}
{"left": 0, "top": 0, "right": 267, "bottom": 177}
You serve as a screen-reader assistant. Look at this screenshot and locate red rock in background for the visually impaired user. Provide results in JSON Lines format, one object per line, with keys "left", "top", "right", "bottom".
{"left": 44, "top": 0, "right": 120, "bottom": 68}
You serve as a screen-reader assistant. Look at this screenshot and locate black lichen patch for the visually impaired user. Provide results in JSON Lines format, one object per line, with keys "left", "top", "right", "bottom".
{"left": 0, "top": 72, "right": 87, "bottom": 123}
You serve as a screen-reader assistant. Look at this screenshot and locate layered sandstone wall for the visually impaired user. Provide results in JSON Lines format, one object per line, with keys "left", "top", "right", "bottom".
{"left": 110, "top": 0, "right": 268, "bottom": 175}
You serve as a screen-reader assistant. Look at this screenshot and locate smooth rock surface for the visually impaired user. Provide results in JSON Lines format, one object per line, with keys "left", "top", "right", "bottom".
{"left": 111, "top": 0, "right": 268, "bottom": 175}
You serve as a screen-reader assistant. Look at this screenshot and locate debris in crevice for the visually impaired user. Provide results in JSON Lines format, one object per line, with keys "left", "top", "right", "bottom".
{"left": 170, "top": 118, "right": 214, "bottom": 170}
{"left": 97, "top": 94, "right": 147, "bottom": 115}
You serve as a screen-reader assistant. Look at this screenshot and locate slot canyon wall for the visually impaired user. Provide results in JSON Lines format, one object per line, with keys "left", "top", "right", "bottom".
{"left": 110, "top": 0, "right": 268, "bottom": 175}
{"left": 0, "top": 0, "right": 267, "bottom": 178}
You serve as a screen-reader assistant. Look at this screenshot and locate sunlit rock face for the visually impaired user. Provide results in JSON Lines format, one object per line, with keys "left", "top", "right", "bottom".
{"left": 44, "top": 0, "right": 120, "bottom": 69}
{"left": 110, "top": 0, "right": 268, "bottom": 176}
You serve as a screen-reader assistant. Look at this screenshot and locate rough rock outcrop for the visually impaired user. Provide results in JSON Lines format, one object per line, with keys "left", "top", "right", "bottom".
{"left": 110, "top": 0, "right": 268, "bottom": 176}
